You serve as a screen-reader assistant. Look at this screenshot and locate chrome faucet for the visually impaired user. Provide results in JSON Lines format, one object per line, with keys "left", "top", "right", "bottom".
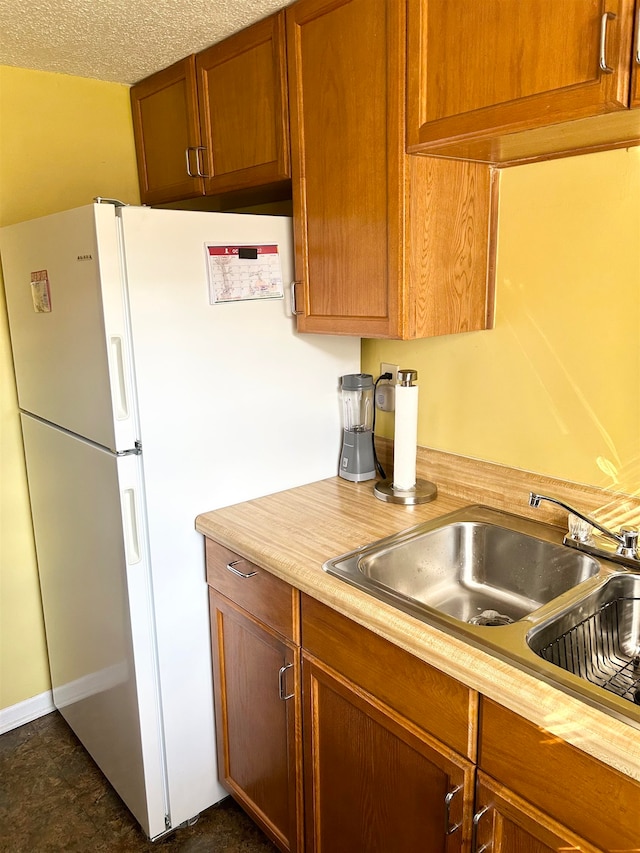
{"left": 528, "top": 492, "right": 639, "bottom": 567}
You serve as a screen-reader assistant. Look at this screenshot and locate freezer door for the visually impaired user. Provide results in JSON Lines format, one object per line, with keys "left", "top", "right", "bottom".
{"left": 0, "top": 205, "right": 137, "bottom": 451}
{"left": 20, "top": 413, "right": 167, "bottom": 839}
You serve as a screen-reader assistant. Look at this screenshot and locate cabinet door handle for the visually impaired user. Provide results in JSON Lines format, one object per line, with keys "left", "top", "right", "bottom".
{"left": 278, "top": 663, "right": 294, "bottom": 700}
{"left": 290, "top": 281, "right": 304, "bottom": 316}
{"left": 636, "top": 5, "right": 640, "bottom": 64}
{"left": 599, "top": 11, "right": 616, "bottom": 73}
{"left": 471, "top": 805, "right": 490, "bottom": 853}
{"left": 225, "top": 559, "right": 257, "bottom": 579}
{"left": 185, "top": 147, "right": 197, "bottom": 177}
{"left": 194, "top": 146, "right": 210, "bottom": 178}
{"left": 444, "top": 784, "right": 462, "bottom": 835}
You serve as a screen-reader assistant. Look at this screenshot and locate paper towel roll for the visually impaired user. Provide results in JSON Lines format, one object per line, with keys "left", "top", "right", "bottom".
{"left": 393, "top": 382, "right": 418, "bottom": 490}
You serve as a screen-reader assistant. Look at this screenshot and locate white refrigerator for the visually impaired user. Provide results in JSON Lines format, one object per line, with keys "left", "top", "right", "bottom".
{"left": 0, "top": 202, "right": 360, "bottom": 839}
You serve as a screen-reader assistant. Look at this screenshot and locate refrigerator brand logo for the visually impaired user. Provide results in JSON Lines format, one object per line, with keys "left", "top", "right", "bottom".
{"left": 77, "top": 254, "right": 93, "bottom": 261}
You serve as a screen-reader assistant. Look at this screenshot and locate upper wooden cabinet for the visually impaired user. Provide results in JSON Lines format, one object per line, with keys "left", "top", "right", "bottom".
{"left": 633, "top": 2, "right": 640, "bottom": 105}
{"left": 130, "top": 56, "right": 204, "bottom": 205}
{"left": 196, "top": 12, "right": 290, "bottom": 196}
{"left": 286, "top": 0, "right": 496, "bottom": 339}
{"left": 130, "top": 12, "right": 290, "bottom": 206}
{"left": 407, "top": 0, "right": 640, "bottom": 164}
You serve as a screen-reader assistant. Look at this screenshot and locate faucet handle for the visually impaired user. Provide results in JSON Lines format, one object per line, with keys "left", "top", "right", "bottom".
{"left": 618, "top": 527, "right": 639, "bottom": 557}
{"left": 568, "top": 513, "right": 592, "bottom": 543}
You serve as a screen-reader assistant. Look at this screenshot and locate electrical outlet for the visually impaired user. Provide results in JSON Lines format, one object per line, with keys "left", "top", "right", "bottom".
{"left": 380, "top": 362, "right": 399, "bottom": 384}
{"left": 377, "top": 363, "right": 398, "bottom": 412}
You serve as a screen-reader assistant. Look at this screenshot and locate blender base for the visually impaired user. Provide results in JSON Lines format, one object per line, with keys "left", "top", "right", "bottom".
{"left": 374, "top": 478, "right": 438, "bottom": 505}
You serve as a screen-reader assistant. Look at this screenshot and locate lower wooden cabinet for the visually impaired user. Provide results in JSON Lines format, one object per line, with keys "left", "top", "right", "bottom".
{"left": 302, "top": 653, "right": 474, "bottom": 852}
{"left": 479, "top": 697, "right": 640, "bottom": 852}
{"left": 206, "top": 539, "right": 303, "bottom": 853}
{"left": 209, "top": 592, "right": 303, "bottom": 852}
{"left": 205, "top": 538, "right": 640, "bottom": 853}
{"left": 474, "top": 773, "right": 599, "bottom": 853}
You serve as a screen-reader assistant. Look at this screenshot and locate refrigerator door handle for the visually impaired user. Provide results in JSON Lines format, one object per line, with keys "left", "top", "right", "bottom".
{"left": 122, "top": 487, "right": 142, "bottom": 564}
{"left": 110, "top": 335, "right": 130, "bottom": 420}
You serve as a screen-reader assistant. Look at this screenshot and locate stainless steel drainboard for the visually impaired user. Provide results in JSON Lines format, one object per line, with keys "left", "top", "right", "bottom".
{"left": 537, "top": 597, "right": 640, "bottom": 706}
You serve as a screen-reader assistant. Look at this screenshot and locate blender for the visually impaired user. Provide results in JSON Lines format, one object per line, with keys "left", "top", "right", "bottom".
{"left": 339, "top": 374, "right": 375, "bottom": 482}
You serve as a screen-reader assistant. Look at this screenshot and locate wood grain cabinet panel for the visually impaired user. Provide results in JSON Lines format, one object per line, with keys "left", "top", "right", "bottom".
{"left": 205, "top": 539, "right": 299, "bottom": 642}
{"left": 287, "top": 0, "right": 495, "bottom": 339}
{"left": 302, "top": 653, "right": 475, "bottom": 853}
{"left": 130, "top": 56, "right": 204, "bottom": 205}
{"left": 209, "top": 591, "right": 303, "bottom": 853}
{"left": 301, "top": 594, "right": 477, "bottom": 759}
{"left": 407, "top": 0, "right": 640, "bottom": 163}
{"left": 473, "top": 773, "right": 600, "bottom": 853}
{"left": 196, "top": 12, "right": 290, "bottom": 195}
{"left": 479, "top": 698, "right": 640, "bottom": 851}
{"left": 130, "top": 13, "right": 290, "bottom": 207}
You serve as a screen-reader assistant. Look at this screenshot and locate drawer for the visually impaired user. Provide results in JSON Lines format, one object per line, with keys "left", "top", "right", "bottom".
{"left": 479, "top": 698, "right": 640, "bottom": 851}
{"left": 301, "top": 594, "right": 478, "bottom": 759}
{"left": 205, "top": 539, "right": 299, "bottom": 642}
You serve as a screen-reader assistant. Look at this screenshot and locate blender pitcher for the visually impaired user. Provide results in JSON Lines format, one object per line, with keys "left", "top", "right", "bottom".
{"left": 339, "top": 374, "right": 375, "bottom": 482}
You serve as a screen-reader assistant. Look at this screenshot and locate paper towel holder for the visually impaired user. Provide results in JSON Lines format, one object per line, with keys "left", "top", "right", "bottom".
{"left": 374, "top": 368, "right": 437, "bottom": 505}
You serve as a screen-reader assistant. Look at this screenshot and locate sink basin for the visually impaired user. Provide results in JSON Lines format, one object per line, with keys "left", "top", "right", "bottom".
{"left": 527, "top": 573, "right": 640, "bottom": 707}
{"left": 324, "top": 506, "right": 600, "bottom": 627}
{"left": 324, "top": 504, "right": 640, "bottom": 728}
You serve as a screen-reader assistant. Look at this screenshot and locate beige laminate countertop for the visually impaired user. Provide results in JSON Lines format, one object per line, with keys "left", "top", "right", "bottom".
{"left": 196, "top": 475, "right": 640, "bottom": 783}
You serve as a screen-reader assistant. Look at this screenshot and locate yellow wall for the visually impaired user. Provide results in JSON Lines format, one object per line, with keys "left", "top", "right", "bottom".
{"left": 364, "top": 147, "right": 640, "bottom": 496}
{"left": 0, "top": 66, "right": 140, "bottom": 711}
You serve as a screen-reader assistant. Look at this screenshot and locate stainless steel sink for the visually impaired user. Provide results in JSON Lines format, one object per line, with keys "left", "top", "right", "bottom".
{"left": 323, "top": 505, "right": 640, "bottom": 729}
{"left": 527, "top": 573, "right": 640, "bottom": 707}
{"left": 325, "top": 505, "right": 600, "bottom": 627}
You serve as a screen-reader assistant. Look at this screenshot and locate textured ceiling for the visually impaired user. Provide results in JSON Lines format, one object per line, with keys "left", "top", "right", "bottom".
{"left": 0, "top": 0, "right": 291, "bottom": 85}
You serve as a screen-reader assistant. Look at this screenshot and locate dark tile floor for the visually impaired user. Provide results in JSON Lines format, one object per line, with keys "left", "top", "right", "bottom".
{"left": 0, "top": 711, "right": 279, "bottom": 852}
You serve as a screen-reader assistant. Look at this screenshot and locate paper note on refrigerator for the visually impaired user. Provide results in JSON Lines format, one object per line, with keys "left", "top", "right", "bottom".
{"left": 205, "top": 244, "right": 284, "bottom": 303}
{"left": 30, "top": 270, "right": 52, "bottom": 312}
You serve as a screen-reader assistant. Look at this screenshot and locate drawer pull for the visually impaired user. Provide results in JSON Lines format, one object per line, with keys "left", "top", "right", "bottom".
{"left": 226, "top": 559, "right": 257, "bottom": 579}
{"left": 472, "top": 805, "right": 490, "bottom": 853}
{"left": 599, "top": 11, "right": 615, "bottom": 74}
{"left": 278, "top": 663, "right": 294, "bottom": 700}
{"left": 444, "top": 784, "right": 462, "bottom": 835}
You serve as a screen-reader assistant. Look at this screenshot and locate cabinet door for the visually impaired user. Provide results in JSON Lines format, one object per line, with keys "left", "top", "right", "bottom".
{"left": 303, "top": 653, "right": 474, "bottom": 853}
{"left": 474, "top": 774, "right": 600, "bottom": 853}
{"left": 287, "top": 0, "right": 402, "bottom": 337}
{"left": 130, "top": 56, "right": 205, "bottom": 205}
{"left": 480, "top": 697, "right": 640, "bottom": 850}
{"left": 196, "top": 12, "right": 290, "bottom": 196}
{"left": 210, "top": 590, "right": 302, "bottom": 853}
{"left": 407, "top": 0, "right": 637, "bottom": 150}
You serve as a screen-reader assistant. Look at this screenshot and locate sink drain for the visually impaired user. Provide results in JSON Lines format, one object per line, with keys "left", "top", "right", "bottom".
{"left": 468, "top": 609, "right": 514, "bottom": 627}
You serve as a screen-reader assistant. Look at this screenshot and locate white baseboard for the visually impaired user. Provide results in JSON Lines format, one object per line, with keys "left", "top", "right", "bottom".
{"left": 0, "top": 691, "right": 55, "bottom": 735}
